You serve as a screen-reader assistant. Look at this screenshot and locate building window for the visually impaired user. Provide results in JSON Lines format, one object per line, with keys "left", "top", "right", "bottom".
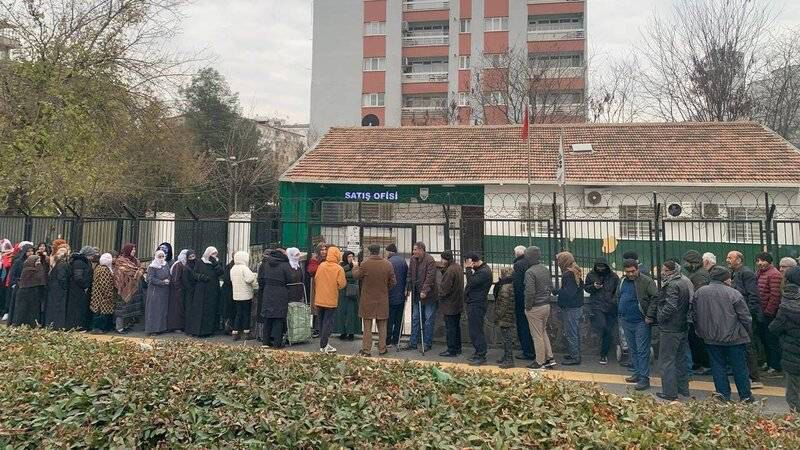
{"left": 364, "top": 21, "right": 386, "bottom": 36}
{"left": 618, "top": 205, "right": 655, "bottom": 240}
{"left": 487, "top": 91, "right": 506, "bottom": 105}
{"left": 520, "top": 204, "right": 560, "bottom": 236}
{"left": 363, "top": 57, "right": 386, "bottom": 71}
{"left": 726, "top": 207, "right": 764, "bottom": 244}
{"left": 362, "top": 93, "right": 385, "bottom": 107}
{"left": 484, "top": 17, "right": 508, "bottom": 32}
{"left": 457, "top": 92, "right": 470, "bottom": 106}
{"left": 460, "top": 18, "right": 471, "bottom": 33}
{"left": 321, "top": 202, "right": 393, "bottom": 223}
{"left": 458, "top": 55, "right": 470, "bottom": 69}
{"left": 528, "top": 14, "right": 583, "bottom": 31}
{"left": 529, "top": 52, "right": 584, "bottom": 69}
{"left": 486, "top": 53, "right": 506, "bottom": 67}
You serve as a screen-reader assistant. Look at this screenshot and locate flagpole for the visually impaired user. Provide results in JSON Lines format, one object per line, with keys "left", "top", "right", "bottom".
{"left": 526, "top": 104, "right": 532, "bottom": 245}
{"left": 559, "top": 128, "right": 568, "bottom": 251}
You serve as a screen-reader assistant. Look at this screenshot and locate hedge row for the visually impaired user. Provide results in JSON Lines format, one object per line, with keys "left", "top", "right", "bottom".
{"left": 0, "top": 327, "right": 798, "bottom": 449}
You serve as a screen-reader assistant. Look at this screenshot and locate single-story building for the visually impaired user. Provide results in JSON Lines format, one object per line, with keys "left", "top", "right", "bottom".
{"left": 279, "top": 121, "right": 800, "bottom": 272}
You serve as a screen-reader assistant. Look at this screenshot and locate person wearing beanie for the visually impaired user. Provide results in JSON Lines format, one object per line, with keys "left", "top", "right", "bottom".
{"left": 493, "top": 267, "right": 516, "bottom": 369}
{"left": 683, "top": 249, "right": 711, "bottom": 376}
{"left": 438, "top": 250, "right": 464, "bottom": 357}
{"left": 653, "top": 259, "right": 694, "bottom": 401}
{"left": 769, "top": 266, "right": 800, "bottom": 411}
{"left": 353, "top": 244, "right": 396, "bottom": 356}
{"left": 385, "top": 243, "right": 408, "bottom": 349}
{"left": 464, "top": 251, "right": 492, "bottom": 366}
{"left": 755, "top": 252, "right": 783, "bottom": 374}
{"left": 524, "top": 246, "right": 557, "bottom": 370}
{"left": 694, "top": 265, "right": 753, "bottom": 403}
{"left": 512, "top": 245, "right": 535, "bottom": 361}
{"left": 585, "top": 256, "right": 620, "bottom": 365}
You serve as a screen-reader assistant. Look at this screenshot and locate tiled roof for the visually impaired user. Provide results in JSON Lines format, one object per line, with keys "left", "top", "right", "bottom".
{"left": 280, "top": 122, "right": 800, "bottom": 186}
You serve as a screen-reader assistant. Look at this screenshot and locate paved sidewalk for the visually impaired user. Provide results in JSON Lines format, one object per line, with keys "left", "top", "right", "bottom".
{"left": 88, "top": 327, "right": 792, "bottom": 414}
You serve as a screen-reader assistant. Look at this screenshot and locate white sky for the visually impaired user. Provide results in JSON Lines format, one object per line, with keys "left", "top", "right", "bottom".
{"left": 172, "top": 0, "right": 800, "bottom": 124}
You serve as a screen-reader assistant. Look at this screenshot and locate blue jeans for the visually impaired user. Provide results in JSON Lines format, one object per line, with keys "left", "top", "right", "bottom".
{"left": 706, "top": 344, "right": 752, "bottom": 401}
{"left": 410, "top": 300, "right": 437, "bottom": 349}
{"left": 562, "top": 307, "right": 582, "bottom": 359}
{"left": 620, "top": 318, "right": 651, "bottom": 380}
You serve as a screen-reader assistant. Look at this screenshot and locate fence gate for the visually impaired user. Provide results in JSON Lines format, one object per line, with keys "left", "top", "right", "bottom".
{"left": 559, "top": 219, "right": 656, "bottom": 276}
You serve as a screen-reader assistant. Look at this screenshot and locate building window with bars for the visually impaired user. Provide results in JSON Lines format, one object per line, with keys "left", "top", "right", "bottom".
{"left": 321, "top": 202, "right": 394, "bottom": 223}
{"left": 726, "top": 207, "right": 764, "bottom": 244}
{"left": 520, "top": 204, "right": 559, "bottom": 236}
{"left": 619, "top": 205, "right": 653, "bottom": 240}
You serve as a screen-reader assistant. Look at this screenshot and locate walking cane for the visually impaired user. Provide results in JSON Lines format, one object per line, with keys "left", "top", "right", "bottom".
{"left": 418, "top": 287, "right": 425, "bottom": 356}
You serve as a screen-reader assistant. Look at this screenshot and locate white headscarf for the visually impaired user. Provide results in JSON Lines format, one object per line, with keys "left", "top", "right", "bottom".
{"left": 202, "top": 247, "right": 218, "bottom": 264}
{"left": 99, "top": 253, "right": 113, "bottom": 273}
{"left": 149, "top": 250, "right": 167, "bottom": 269}
{"left": 172, "top": 249, "right": 188, "bottom": 275}
{"left": 287, "top": 247, "right": 301, "bottom": 270}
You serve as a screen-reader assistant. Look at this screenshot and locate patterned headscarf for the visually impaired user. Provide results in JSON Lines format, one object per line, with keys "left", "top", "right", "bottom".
{"left": 287, "top": 247, "right": 301, "bottom": 270}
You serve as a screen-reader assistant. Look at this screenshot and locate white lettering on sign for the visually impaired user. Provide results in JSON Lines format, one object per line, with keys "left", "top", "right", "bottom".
{"left": 344, "top": 191, "right": 399, "bottom": 201}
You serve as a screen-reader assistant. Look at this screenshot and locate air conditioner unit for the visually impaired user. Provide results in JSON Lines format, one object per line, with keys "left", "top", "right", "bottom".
{"left": 583, "top": 188, "right": 613, "bottom": 208}
{"left": 700, "top": 202, "right": 721, "bottom": 219}
{"left": 666, "top": 203, "right": 694, "bottom": 218}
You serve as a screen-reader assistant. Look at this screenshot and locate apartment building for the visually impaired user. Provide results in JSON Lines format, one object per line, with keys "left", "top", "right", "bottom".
{"left": 310, "top": 0, "right": 587, "bottom": 138}
{"left": 0, "top": 20, "right": 19, "bottom": 60}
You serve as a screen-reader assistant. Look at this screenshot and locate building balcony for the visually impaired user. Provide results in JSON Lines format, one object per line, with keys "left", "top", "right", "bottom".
{"left": 0, "top": 28, "right": 20, "bottom": 49}
{"left": 536, "top": 103, "right": 585, "bottom": 115}
{"left": 527, "top": 29, "right": 585, "bottom": 41}
{"left": 403, "top": 0, "right": 449, "bottom": 11}
{"left": 528, "top": 0, "right": 583, "bottom": 3}
{"left": 402, "top": 71, "right": 449, "bottom": 83}
{"left": 531, "top": 66, "right": 585, "bottom": 78}
{"left": 402, "top": 34, "right": 449, "bottom": 47}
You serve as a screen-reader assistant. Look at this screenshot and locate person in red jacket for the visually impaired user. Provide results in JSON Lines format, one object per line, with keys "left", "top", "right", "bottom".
{"left": 1, "top": 239, "right": 13, "bottom": 321}
{"left": 756, "top": 252, "right": 783, "bottom": 374}
{"left": 306, "top": 243, "right": 327, "bottom": 338}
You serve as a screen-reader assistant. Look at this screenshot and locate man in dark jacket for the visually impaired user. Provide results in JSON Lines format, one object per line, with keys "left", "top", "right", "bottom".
{"left": 654, "top": 260, "right": 694, "bottom": 401}
{"left": 585, "top": 256, "right": 619, "bottom": 365}
{"left": 769, "top": 266, "right": 800, "bottom": 411}
{"left": 402, "top": 242, "right": 437, "bottom": 352}
{"left": 623, "top": 250, "right": 651, "bottom": 278}
{"left": 727, "top": 251, "right": 764, "bottom": 388}
{"left": 616, "top": 259, "right": 659, "bottom": 391}
{"left": 438, "top": 251, "right": 464, "bottom": 357}
{"left": 756, "top": 252, "right": 783, "bottom": 374}
{"left": 512, "top": 245, "right": 535, "bottom": 360}
{"left": 524, "top": 246, "right": 556, "bottom": 370}
{"left": 683, "top": 250, "right": 711, "bottom": 375}
{"left": 464, "top": 252, "right": 492, "bottom": 366}
{"left": 385, "top": 244, "right": 408, "bottom": 349}
{"left": 695, "top": 266, "right": 753, "bottom": 403}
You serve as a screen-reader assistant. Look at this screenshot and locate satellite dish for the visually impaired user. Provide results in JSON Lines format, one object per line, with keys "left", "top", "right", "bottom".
{"left": 362, "top": 114, "right": 380, "bottom": 127}
{"left": 668, "top": 203, "right": 683, "bottom": 217}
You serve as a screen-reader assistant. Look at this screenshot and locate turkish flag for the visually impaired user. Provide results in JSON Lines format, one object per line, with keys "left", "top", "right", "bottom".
{"left": 521, "top": 106, "right": 529, "bottom": 140}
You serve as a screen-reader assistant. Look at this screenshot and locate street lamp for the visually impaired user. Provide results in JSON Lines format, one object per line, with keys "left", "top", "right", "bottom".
{"left": 214, "top": 156, "right": 260, "bottom": 212}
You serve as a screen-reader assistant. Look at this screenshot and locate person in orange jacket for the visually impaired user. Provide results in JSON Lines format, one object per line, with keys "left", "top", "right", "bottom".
{"left": 313, "top": 246, "right": 346, "bottom": 354}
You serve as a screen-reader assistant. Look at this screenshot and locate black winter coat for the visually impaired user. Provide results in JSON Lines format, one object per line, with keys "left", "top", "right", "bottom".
{"left": 512, "top": 255, "right": 531, "bottom": 308}
{"left": 769, "top": 284, "right": 800, "bottom": 375}
{"left": 66, "top": 254, "right": 93, "bottom": 330}
{"left": 259, "top": 252, "right": 293, "bottom": 319}
{"left": 44, "top": 260, "right": 70, "bottom": 329}
{"left": 184, "top": 259, "right": 224, "bottom": 337}
{"left": 556, "top": 271, "right": 583, "bottom": 309}
{"left": 465, "top": 263, "right": 493, "bottom": 305}
{"left": 584, "top": 258, "right": 619, "bottom": 314}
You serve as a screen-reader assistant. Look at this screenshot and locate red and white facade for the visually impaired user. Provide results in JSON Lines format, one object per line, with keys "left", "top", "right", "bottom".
{"left": 310, "top": 0, "right": 587, "bottom": 138}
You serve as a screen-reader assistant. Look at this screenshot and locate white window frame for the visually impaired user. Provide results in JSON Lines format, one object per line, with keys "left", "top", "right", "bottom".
{"left": 321, "top": 202, "right": 394, "bottom": 223}
{"left": 364, "top": 21, "right": 387, "bottom": 36}
{"left": 460, "top": 18, "right": 471, "bottom": 33}
{"left": 520, "top": 204, "right": 560, "bottom": 236}
{"left": 619, "top": 205, "right": 653, "bottom": 240}
{"left": 484, "top": 17, "right": 509, "bottom": 32}
{"left": 487, "top": 91, "right": 506, "bottom": 106}
{"left": 726, "top": 207, "right": 764, "bottom": 244}
{"left": 458, "top": 55, "right": 471, "bottom": 69}
{"left": 457, "top": 92, "right": 470, "bottom": 106}
{"left": 363, "top": 57, "right": 386, "bottom": 71}
{"left": 362, "top": 93, "right": 385, "bottom": 107}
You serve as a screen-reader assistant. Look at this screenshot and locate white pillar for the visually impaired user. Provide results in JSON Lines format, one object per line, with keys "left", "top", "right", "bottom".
{"left": 142, "top": 211, "right": 175, "bottom": 257}
{"left": 228, "top": 212, "right": 252, "bottom": 262}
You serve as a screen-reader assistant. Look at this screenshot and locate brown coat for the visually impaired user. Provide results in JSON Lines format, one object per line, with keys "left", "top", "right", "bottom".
{"left": 353, "top": 255, "right": 397, "bottom": 319}
{"left": 438, "top": 260, "right": 464, "bottom": 316}
{"left": 409, "top": 253, "right": 437, "bottom": 304}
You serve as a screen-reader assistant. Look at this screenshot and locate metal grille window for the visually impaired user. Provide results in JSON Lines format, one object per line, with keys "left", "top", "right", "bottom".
{"left": 520, "top": 204, "right": 560, "bottom": 235}
{"left": 726, "top": 207, "right": 764, "bottom": 243}
{"left": 529, "top": 52, "right": 583, "bottom": 68}
{"left": 619, "top": 205, "right": 653, "bottom": 240}
{"left": 321, "top": 202, "right": 394, "bottom": 223}
{"left": 528, "top": 14, "right": 583, "bottom": 31}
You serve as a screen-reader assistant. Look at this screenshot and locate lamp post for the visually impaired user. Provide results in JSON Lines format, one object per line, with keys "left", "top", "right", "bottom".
{"left": 215, "top": 156, "right": 259, "bottom": 212}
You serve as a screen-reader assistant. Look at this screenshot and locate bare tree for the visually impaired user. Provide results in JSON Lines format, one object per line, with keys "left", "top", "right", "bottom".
{"left": 470, "top": 45, "right": 587, "bottom": 125}
{"left": 639, "top": 0, "right": 775, "bottom": 122}
{"left": 589, "top": 55, "right": 645, "bottom": 123}
{"left": 752, "top": 29, "right": 800, "bottom": 146}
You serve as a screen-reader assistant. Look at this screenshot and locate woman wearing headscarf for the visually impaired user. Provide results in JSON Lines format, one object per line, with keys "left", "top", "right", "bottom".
{"left": 145, "top": 249, "right": 171, "bottom": 335}
{"left": 185, "top": 247, "right": 224, "bottom": 337}
{"left": 286, "top": 248, "right": 306, "bottom": 304}
{"left": 12, "top": 253, "right": 48, "bottom": 327}
{"left": 64, "top": 246, "right": 97, "bottom": 330}
{"left": 7, "top": 243, "right": 34, "bottom": 326}
{"left": 556, "top": 251, "right": 584, "bottom": 366}
{"left": 113, "top": 243, "right": 145, "bottom": 334}
{"left": 258, "top": 249, "right": 292, "bottom": 347}
{"left": 157, "top": 242, "right": 174, "bottom": 268}
{"left": 90, "top": 253, "right": 116, "bottom": 333}
{"left": 334, "top": 250, "right": 362, "bottom": 340}
{"left": 1, "top": 239, "right": 14, "bottom": 321}
{"left": 44, "top": 247, "right": 71, "bottom": 329}
{"left": 167, "top": 249, "right": 189, "bottom": 332}
{"left": 230, "top": 250, "right": 258, "bottom": 341}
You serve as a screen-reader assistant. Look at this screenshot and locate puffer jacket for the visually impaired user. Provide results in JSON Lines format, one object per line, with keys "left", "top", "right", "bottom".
{"left": 524, "top": 246, "right": 552, "bottom": 310}
{"left": 313, "top": 246, "right": 346, "bottom": 309}
{"left": 769, "top": 268, "right": 800, "bottom": 375}
{"left": 654, "top": 272, "right": 694, "bottom": 333}
{"left": 584, "top": 257, "right": 619, "bottom": 314}
{"left": 758, "top": 264, "right": 783, "bottom": 317}
{"left": 230, "top": 251, "right": 258, "bottom": 301}
{"left": 493, "top": 277, "right": 515, "bottom": 327}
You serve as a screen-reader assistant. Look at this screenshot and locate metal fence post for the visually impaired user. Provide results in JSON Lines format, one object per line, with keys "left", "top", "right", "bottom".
{"left": 186, "top": 207, "right": 200, "bottom": 252}
{"left": 64, "top": 204, "right": 83, "bottom": 251}
{"left": 18, "top": 210, "right": 33, "bottom": 242}
{"left": 653, "top": 192, "right": 662, "bottom": 288}
{"left": 765, "top": 192, "right": 776, "bottom": 254}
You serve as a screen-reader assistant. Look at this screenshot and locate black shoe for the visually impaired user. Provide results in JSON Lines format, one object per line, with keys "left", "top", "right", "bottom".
{"left": 634, "top": 380, "right": 651, "bottom": 391}
{"left": 544, "top": 359, "right": 557, "bottom": 368}
{"left": 527, "top": 361, "right": 544, "bottom": 370}
{"left": 656, "top": 392, "right": 678, "bottom": 401}
{"left": 232, "top": 333, "right": 241, "bottom": 341}
{"left": 516, "top": 353, "right": 536, "bottom": 361}
{"left": 399, "top": 344, "right": 418, "bottom": 351}
{"left": 439, "top": 351, "right": 458, "bottom": 357}
{"left": 563, "top": 355, "right": 575, "bottom": 361}
{"left": 620, "top": 360, "right": 632, "bottom": 368}
{"left": 679, "top": 390, "right": 691, "bottom": 398}
{"left": 499, "top": 360, "right": 514, "bottom": 369}
{"left": 561, "top": 359, "right": 581, "bottom": 366}
{"left": 339, "top": 334, "right": 348, "bottom": 340}
{"left": 312, "top": 331, "right": 320, "bottom": 338}
{"left": 423, "top": 346, "right": 432, "bottom": 352}
{"left": 625, "top": 375, "right": 639, "bottom": 384}
{"left": 470, "top": 357, "right": 486, "bottom": 366}
{"left": 599, "top": 356, "right": 608, "bottom": 365}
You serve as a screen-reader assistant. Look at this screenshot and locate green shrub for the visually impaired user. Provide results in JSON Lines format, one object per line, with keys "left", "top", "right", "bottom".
{"left": 0, "top": 327, "right": 798, "bottom": 449}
